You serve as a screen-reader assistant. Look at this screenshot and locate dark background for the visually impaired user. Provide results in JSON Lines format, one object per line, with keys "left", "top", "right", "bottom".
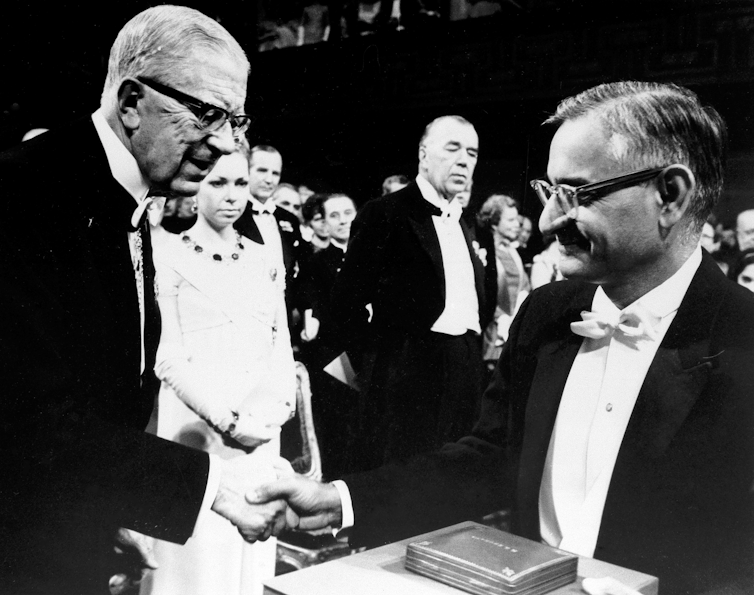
{"left": 2, "top": 0, "right": 752, "bottom": 235}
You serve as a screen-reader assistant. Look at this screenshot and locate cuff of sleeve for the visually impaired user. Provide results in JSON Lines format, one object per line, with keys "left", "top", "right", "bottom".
{"left": 331, "top": 479, "right": 354, "bottom": 534}
{"left": 192, "top": 453, "right": 222, "bottom": 537}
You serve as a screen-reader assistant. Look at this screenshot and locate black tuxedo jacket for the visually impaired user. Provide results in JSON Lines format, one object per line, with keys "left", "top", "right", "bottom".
{"left": 0, "top": 119, "right": 209, "bottom": 593}
{"left": 344, "top": 253, "right": 754, "bottom": 594}
{"left": 330, "top": 181, "right": 487, "bottom": 355}
{"left": 298, "top": 243, "right": 345, "bottom": 338}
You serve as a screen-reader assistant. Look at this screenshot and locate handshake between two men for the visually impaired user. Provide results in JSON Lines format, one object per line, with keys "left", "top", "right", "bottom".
{"left": 212, "top": 454, "right": 343, "bottom": 543}
{"left": 211, "top": 455, "right": 644, "bottom": 595}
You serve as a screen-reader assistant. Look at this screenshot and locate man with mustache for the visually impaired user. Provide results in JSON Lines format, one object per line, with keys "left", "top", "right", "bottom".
{"left": 256, "top": 83, "right": 754, "bottom": 595}
{"left": 326, "top": 115, "right": 492, "bottom": 472}
{"left": 0, "top": 6, "right": 288, "bottom": 594}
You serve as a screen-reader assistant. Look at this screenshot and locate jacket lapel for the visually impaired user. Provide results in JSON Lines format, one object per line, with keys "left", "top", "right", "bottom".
{"left": 621, "top": 254, "right": 724, "bottom": 457}
{"left": 405, "top": 185, "right": 445, "bottom": 298}
{"left": 274, "top": 210, "right": 295, "bottom": 274}
{"left": 235, "top": 207, "right": 264, "bottom": 244}
{"left": 515, "top": 285, "right": 596, "bottom": 537}
{"left": 460, "top": 218, "right": 487, "bottom": 315}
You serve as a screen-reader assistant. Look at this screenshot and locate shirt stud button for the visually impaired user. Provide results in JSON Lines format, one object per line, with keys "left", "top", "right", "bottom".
{"left": 606, "top": 403, "right": 613, "bottom": 412}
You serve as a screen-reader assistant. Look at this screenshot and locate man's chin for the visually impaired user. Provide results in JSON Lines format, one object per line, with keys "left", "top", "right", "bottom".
{"left": 557, "top": 244, "right": 592, "bottom": 279}
{"left": 157, "top": 178, "right": 202, "bottom": 199}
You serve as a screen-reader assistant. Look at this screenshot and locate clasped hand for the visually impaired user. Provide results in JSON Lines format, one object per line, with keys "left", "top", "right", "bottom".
{"left": 213, "top": 455, "right": 343, "bottom": 543}
{"left": 246, "top": 474, "right": 343, "bottom": 533}
{"left": 212, "top": 455, "right": 299, "bottom": 542}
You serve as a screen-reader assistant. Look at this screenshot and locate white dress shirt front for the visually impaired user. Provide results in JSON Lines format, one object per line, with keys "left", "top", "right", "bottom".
{"left": 539, "top": 248, "right": 703, "bottom": 557}
{"left": 415, "top": 175, "right": 480, "bottom": 335}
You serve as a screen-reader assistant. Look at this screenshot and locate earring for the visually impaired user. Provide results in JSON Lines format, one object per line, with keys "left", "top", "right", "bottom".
{"left": 190, "top": 200, "right": 198, "bottom": 214}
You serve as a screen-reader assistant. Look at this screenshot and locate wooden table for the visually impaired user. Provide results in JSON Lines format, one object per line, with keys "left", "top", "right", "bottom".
{"left": 265, "top": 522, "right": 658, "bottom": 595}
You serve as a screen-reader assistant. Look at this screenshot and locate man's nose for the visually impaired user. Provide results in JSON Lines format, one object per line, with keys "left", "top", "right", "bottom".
{"left": 206, "top": 122, "right": 236, "bottom": 155}
{"left": 539, "top": 195, "right": 576, "bottom": 236}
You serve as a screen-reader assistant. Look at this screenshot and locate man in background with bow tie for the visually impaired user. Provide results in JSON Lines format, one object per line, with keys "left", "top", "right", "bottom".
{"left": 235, "top": 145, "right": 308, "bottom": 344}
{"left": 254, "top": 82, "right": 754, "bottom": 594}
{"left": 326, "top": 115, "right": 492, "bottom": 472}
{"left": 0, "top": 7, "right": 290, "bottom": 594}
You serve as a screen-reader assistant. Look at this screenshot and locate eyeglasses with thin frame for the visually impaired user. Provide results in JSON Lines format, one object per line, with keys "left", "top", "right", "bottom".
{"left": 136, "top": 76, "right": 252, "bottom": 138}
{"left": 529, "top": 167, "right": 669, "bottom": 213}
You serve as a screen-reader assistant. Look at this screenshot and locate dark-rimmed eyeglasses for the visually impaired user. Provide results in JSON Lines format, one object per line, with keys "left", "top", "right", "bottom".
{"left": 529, "top": 167, "right": 669, "bottom": 212}
{"left": 136, "top": 76, "right": 252, "bottom": 138}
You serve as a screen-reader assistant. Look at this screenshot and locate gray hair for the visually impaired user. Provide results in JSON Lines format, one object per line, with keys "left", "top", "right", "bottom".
{"left": 477, "top": 194, "right": 519, "bottom": 229}
{"left": 101, "top": 5, "right": 249, "bottom": 107}
{"left": 545, "top": 81, "right": 727, "bottom": 232}
{"left": 419, "top": 115, "right": 475, "bottom": 148}
{"left": 272, "top": 183, "right": 299, "bottom": 197}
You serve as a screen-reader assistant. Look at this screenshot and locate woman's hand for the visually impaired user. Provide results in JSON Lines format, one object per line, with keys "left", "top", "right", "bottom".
{"left": 230, "top": 414, "right": 282, "bottom": 448}
{"left": 229, "top": 400, "right": 295, "bottom": 448}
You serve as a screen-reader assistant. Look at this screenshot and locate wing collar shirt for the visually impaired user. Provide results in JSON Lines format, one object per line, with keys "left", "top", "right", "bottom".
{"left": 539, "top": 247, "right": 703, "bottom": 557}
{"left": 91, "top": 108, "right": 220, "bottom": 535}
{"left": 415, "top": 174, "right": 480, "bottom": 335}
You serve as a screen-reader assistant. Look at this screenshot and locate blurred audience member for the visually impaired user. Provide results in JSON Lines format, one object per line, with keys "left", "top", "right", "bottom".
{"left": 476, "top": 194, "right": 530, "bottom": 369}
{"left": 381, "top": 173, "right": 410, "bottom": 195}
{"left": 736, "top": 208, "right": 754, "bottom": 252}
{"left": 258, "top": 19, "right": 298, "bottom": 51}
{"left": 298, "top": 184, "right": 315, "bottom": 204}
{"left": 729, "top": 248, "right": 754, "bottom": 293}
{"left": 274, "top": 182, "right": 304, "bottom": 224}
{"left": 516, "top": 214, "right": 535, "bottom": 273}
{"left": 298, "top": 193, "right": 359, "bottom": 477}
{"left": 701, "top": 219, "right": 720, "bottom": 253}
{"left": 700, "top": 216, "right": 729, "bottom": 274}
{"left": 720, "top": 225, "right": 737, "bottom": 252}
{"left": 450, "top": 0, "right": 503, "bottom": 19}
{"left": 300, "top": 193, "right": 357, "bottom": 346}
{"left": 518, "top": 215, "right": 532, "bottom": 248}
{"left": 298, "top": 2, "right": 330, "bottom": 45}
{"left": 161, "top": 195, "right": 197, "bottom": 234}
{"left": 530, "top": 234, "right": 564, "bottom": 289}
{"left": 301, "top": 193, "right": 330, "bottom": 252}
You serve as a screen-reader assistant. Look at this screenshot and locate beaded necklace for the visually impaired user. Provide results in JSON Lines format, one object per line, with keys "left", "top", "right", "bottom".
{"left": 181, "top": 231, "right": 245, "bottom": 263}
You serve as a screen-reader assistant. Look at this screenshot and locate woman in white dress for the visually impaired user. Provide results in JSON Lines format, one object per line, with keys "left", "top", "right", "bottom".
{"left": 142, "top": 143, "right": 296, "bottom": 595}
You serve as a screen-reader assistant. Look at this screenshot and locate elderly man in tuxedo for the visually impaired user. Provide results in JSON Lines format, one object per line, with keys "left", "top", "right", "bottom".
{"left": 0, "top": 7, "right": 290, "bottom": 594}
{"left": 327, "top": 115, "right": 491, "bottom": 471}
{"left": 255, "top": 82, "right": 754, "bottom": 595}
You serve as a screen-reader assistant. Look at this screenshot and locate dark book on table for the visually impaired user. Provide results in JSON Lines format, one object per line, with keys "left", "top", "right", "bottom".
{"left": 405, "top": 523, "right": 578, "bottom": 595}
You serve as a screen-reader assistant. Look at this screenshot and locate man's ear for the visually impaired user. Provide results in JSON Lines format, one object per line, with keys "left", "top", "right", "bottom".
{"left": 418, "top": 144, "right": 427, "bottom": 166}
{"left": 117, "top": 79, "right": 143, "bottom": 133}
{"left": 656, "top": 164, "right": 696, "bottom": 230}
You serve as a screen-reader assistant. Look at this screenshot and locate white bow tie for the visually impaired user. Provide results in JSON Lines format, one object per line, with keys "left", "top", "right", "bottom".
{"left": 570, "top": 302, "right": 660, "bottom": 341}
{"left": 439, "top": 198, "right": 463, "bottom": 224}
